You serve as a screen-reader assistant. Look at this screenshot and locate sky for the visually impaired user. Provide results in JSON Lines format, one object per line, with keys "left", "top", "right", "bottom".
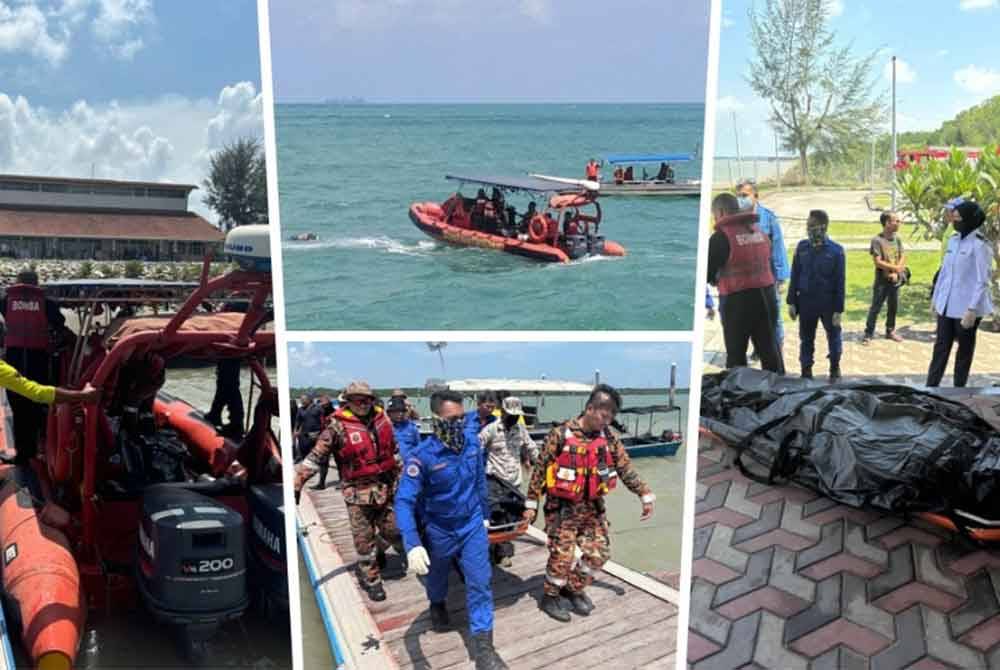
{"left": 0, "top": 0, "right": 264, "bottom": 220}
{"left": 286, "top": 341, "right": 692, "bottom": 390}
{"left": 269, "top": 0, "right": 710, "bottom": 103}
{"left": 716, "top": 0, "right": 1000, "bottom": 156}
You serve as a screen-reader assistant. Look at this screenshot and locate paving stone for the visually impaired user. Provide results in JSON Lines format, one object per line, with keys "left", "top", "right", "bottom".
{"left": 781, "top": 502, "right": 822, "bottom": 540}
{"left": 784, "top": 575, "right": 842, "bottom": 644}
{"left": 877, "top": 526, "right": 945, "bottom": 550}
{"left": 747, "top": 485, "right": 818, "bottom": 506}
{"left": 800, "top": 552, "right": 885, "bottom": 581}
{"left": 714, "top": 548, "right": 774, "bottom": 607}
{"left": 686, "top": 630, "right": 722, "bottom": 664}
{"left": 904, "top": 657, "right": 952, "bottom": 670}
{"left": 871, "top": 606, "right": 927, "bottom": 670}
{"left": 699, "top": 460, "right": 730, "bottom": 480}
{"left": 732, "top": 500, "right": 784, "bottom": 544}
{"left": 796, "top": 521, "right": 845, "bottom": 571}
{"left": 869, "top": 545, "right": 916, "bottom": 601}
{"left": 802, "top": 496, "right": 839, "bottom": 518}
{"left": 914, "top": 544, "right": 967, "bottom": 598}
{"left": 948, "top": 571, "right": 1000, "bottom": 637}
{"left": 696, "top": 481, "right": 732, "bottom": 515}
{"left": 696, "top": 507, "right": 757, "bottom": 530}
{"left": 725, "top": 481, "right": 764, "bottom": 519}
{"left": 874, "top": 581, "right": 965, "bottom": 614}
{"left": 693, "top": 558, "right": 742, "bottom": 585}
{"left": 769, "top": 546, "right": 816, "bottom": 602}
{"left": 736, "top": 528, "right": 818, "bottom": 554}
{"left": 690, "top": 578, "right": 731, "bottom": 646}
{"left": 866, "top": 515, "right": 906, "bottom": 541}
{"left": 845, "top": 521, "right": 889, "bottom": 565}
{"left": 717, "top": 585, "right": 811, "bottom": 620}
{"left": 706, "top": 523, "right": 750, "bottom": 572}
{"left": 842, "top": 572, "right": 895, "bottom": 640}
{"left": 693, "top": 523, "right": 713, "bottom": 560}
{"left": 692, "top": 611, "right": 760, "bottom": 670}
{"left": 922, "top": 605, "right": 985, "bottom": 670}
{"left": 789, "top": 617, "right": 892, "bottom": 658}
{"left": 696, "top": 481, "right": 708, "bottom": 500}
{"left": 959, "top": 613, "right": 1000, "bottom": 652}
{"left": 753, "top": 611, "right": 808, "bottom": 670}
{"left": 808, "top": 646, "right": 868, "bottom": 670}
{"left": 948, "top": 551, "right": 1000, "bottom": 577}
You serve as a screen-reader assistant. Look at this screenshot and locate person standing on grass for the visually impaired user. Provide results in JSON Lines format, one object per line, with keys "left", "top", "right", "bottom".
{"left": 926, "top": 198, "right": 994, "bottom": 388}
{"left": 787, "top": 209, "right": 846, "bottom": 382}
{"left": 864, "top": 211, "right": 907, "bottom": 344}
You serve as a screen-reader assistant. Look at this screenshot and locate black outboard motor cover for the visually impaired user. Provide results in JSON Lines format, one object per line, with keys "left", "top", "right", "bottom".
{"left": 248, "top": 484, "right": 288, "bottom": 613}
{"left": 588, "top": 235, "right": 606, "bottom": 256}
{"left": 137, "top": 485, "right": 248, "bottom": 634}
{"left": 564, "top": 234, "right": 590, "bottom": 259}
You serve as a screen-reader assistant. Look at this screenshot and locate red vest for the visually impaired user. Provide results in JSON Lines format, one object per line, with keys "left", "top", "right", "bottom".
{"left": 715, "top": 213, "right": 775, "bottom": 296}
{"left": 4, "top": 284, "right": 49, "bottom": 350}
{"left": 547, "top": 428, "right": 617, "bottom": 503}
{"left": 586, "top": 163, "right": 599, "bottom": 179}
{"left": 335, "top": 406, "right": 397, "bottom": 481}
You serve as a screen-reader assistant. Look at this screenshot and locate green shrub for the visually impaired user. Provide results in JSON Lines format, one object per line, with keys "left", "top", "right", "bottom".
{"left": 124, "top": 260, "right": 143, "bottom": 279}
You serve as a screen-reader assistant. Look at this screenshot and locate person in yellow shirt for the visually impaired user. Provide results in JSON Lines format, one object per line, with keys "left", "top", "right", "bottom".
{"left": 0, "top": 359, "right": 99, "bottom": 406}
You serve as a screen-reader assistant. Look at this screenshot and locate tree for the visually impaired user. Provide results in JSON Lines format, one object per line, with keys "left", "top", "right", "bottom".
{"left": 203, "top": 137, "right": 268, "bottom": 232}
{"left": 747, "top": 0, "right": 884, "bottom": 182}
{"left": 896, "top": 145, "right": 1000, "bottom": 318}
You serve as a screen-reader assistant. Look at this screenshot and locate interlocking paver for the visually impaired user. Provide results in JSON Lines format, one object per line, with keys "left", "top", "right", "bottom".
{"left": 692, "top": 610, "right": 758, "bottom": 670}
{"left": 948, "top": 571, "right": 999, "bottom": 637}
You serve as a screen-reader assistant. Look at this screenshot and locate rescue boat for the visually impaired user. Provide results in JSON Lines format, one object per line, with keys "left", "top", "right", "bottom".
{"left": 409, "top": 175, "right": 626, "bottom": 263}
{"left": 3, "top": 226, "right": 286, "bottom": 668}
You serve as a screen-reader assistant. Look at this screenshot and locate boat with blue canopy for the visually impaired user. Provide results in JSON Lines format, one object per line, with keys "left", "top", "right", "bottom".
{"left": 532, "top": 152, "right": 701, "bottom": 197}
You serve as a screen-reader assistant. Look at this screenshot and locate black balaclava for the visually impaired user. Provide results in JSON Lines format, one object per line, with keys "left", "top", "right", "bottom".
{"left": 954, "top": 200, "right": 986, "bottom": 239}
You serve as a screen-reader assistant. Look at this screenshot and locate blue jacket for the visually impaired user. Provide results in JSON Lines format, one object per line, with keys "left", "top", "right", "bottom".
{"left": 463, "top": 409, "right": 495, "bottom": 444}
{"left": 757, "top": 205, "right": 790, "bottom": 282}
{"left": 788, "top": 238, "right": 846, "bottom": 314}
{"left": 395, "top": 432, "right": 490, "bottom": 553}
{"left": 392, "top": 420, "right": 421, "bottom": 461}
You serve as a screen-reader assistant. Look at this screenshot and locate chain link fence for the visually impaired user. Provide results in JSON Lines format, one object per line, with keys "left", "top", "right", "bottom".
{"left": 712, "top": 156, "right": 895, "bottom": 190}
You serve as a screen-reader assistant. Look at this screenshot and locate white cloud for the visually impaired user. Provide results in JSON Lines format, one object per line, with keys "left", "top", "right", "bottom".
{"left": 289, "top": 342, "right": 340, "bottom": 386}
{"left": 937, "top": 49, "right": 950, "bottom": 57}
{"left": 91, "top": 0, "right": 152, "bottom": 60}
{"left": 716, "top": 95, "right": 745, "bottom": 112}
{"left": 518, "top": 0, "right": 550, "bottom": 23}
{"left": 884, "top": 57, "right": 916, "bottom": 84}
{"left": 0, "top": 82, "right": 263, "bottom": 222}
{"left": 0, "top": 1, "right": 70, "bottom": 65}
{"left": 959, "top": 0, "right": 997, "bottom": 10}
{"left": 954, "top": 64, "right": 1000, "bottom": 96}
{"left": 826, "top": 0, "right": 845, "bottom": 17}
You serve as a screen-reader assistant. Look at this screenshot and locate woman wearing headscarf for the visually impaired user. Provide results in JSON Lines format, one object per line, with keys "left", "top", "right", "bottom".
{"left": 926, "top": 198, "right": 994, "bottom": 387}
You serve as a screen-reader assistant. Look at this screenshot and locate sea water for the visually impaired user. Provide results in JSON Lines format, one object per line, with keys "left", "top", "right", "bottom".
{"left": 276, "top": 104, "right": 703, "bottom": 330}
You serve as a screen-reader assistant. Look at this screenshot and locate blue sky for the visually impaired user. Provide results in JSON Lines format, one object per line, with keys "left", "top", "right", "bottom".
{"left": 269, "top": 0, "right": 710, "bottom": 103}
{"left": 287, "top": 342, "right": 692, "bottom": 390}
{"left": 0, "top": 1, "right": 263, "bottom": 220}
{"left": 717, "top": 0, "right": 1000, "bottom": 156}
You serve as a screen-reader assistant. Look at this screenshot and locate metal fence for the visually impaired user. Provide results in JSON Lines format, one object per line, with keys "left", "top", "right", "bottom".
{"left": 712, "top": 156, "right": 895, "bottom": 190}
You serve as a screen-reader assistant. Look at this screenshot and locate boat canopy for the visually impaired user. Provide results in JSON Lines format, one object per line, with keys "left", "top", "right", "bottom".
{"left": 603, "top": 153, "right": 693, "bottom": 164}
{"left": 445, "top": 174, "right": 583, "bottom": 194}
{"left": 431, "top": 378, "right": 593, "bottom": 394}
{"left": 619, "top": 404, "right": 680, "bottom": 415}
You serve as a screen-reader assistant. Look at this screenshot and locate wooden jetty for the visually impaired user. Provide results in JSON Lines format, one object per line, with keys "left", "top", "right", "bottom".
{"left": 298, "top": 486, "right": 679, "bottom": 669}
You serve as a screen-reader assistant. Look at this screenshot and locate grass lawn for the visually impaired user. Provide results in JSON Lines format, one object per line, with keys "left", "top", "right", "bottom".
{"left": 841, "top": 249, "right": 941, "bottom": 325}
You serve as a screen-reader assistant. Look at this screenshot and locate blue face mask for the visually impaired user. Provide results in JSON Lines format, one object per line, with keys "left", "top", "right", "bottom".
{"left": 433, "top": 416, "right": 466, "bottom": 452}
{"left": 736, "top": 195, "right": 754, "bottom": 211}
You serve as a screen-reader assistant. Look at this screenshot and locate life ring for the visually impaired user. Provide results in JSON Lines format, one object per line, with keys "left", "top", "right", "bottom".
{"left": 528, "top": 214, "right": 549, "bottom": 243}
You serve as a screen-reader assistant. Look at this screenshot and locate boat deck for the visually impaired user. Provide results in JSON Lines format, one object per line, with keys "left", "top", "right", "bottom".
{"left": 690, "top": 432, "right": 1000, "bottom": 669}
{"left": 299, "top": 483, "right": 678, "bottom": 669}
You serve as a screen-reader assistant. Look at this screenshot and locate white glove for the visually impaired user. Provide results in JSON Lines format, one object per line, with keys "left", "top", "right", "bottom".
{"left": 961, "top": 309, "right": 977, "bottom": 330}
{"left": 788, "top": 304, "right": 798, "bottom": 320}
{"left": 407, "top": 546, "right": 430, "bottom": 576}
{"left": 831, "top": 312, "right": 842, "bottom": 328}
{"left": 484, "top": 519, "right": 490, "bottom": 528}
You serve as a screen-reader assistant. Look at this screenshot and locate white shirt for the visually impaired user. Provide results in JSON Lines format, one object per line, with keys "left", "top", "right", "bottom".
{"left": 478, "top": 420, "right": 539, "bottom": 488}
{"left": 933, "top": 231, "right": 994, "bottom": 319}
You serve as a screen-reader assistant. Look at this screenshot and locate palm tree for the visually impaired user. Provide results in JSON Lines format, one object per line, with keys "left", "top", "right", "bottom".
{"left": 426, "top": 342, "right": 447, "bottom": 376}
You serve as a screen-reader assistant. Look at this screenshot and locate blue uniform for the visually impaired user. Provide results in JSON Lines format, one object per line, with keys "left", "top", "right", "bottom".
{"left": 463, "top": 409, "right": 495, "bottom": 446}
{"left": 788, "top": 239, "right": 846, "bottom": 368}
{"left": 392, "top": 419, "right": 421, "bottom": 461}
{"left": 757, "top": 204, "right": 789, "bottom": 345}
{"left": 395, "top": 432, "right": 494, "bottom": 634}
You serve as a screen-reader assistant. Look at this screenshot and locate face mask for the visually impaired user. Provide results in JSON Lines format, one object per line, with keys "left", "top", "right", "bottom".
{"left": 736, "top": 195, "right": 754, "bottom": 211}
{"left": 433, "top": 416, "right": 466, "bottom": 452}
{"left": 807, "top": 220, "right": 828, "bottom": 246}
{"left": 502, "top": 414, "right": 518, "bottom": 429}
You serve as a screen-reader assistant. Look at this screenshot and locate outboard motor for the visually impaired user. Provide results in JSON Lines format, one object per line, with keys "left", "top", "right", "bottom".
{"left": 247, "top": 483, "right": 288, "bottom": 620}
{"left": 137, "top": 485, "right": 248, "bottom": 660}
{"left": 563, "top": 234, "right": 590, "bottom": 260}
{"left": 588, "top": 234, "right": 607, "bottom": 256}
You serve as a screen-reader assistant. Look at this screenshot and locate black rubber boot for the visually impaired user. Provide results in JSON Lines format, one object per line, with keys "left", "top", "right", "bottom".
{"left": 801, "top": 366, "right": 813, "bottom": 380}
{"left": 561, "top": 588, "right": 594, "bottom": 616}
{"left": 540, "top": 594, "right": 571, "bottom": 622}
{"left": 472, "top": 631, "right": 508, "bottom": 670}
{"left": 376, "top": 549, "right": 387, "bottom": 571}
{"left": 365, "top": 581, "right": 386, "bottom": 602}
{"left": 829, "top": 363, "right": 842, "bottom": 383}
{"left": 429, "top": 602, "right": 450, "bottom": 632}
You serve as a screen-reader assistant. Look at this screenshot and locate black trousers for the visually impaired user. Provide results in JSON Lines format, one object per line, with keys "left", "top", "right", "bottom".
{"left": 864, "top": 278, "right": 899, "bottom": 337}
{"left": 5, "top": 347, "right": 51, "bottom": 461}
{"left": 926, "top": 314, "right": 982, "bottom": 387}
{"left": 207, "top": 359, "right": 244, "bottom": 426}
{"left": 720, "top": 286, "right": 785, "bottom": 374}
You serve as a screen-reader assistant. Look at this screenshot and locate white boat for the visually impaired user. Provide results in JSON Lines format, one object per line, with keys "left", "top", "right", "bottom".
{"left": 534, "top": 153, "right": 701, "bottom": 197}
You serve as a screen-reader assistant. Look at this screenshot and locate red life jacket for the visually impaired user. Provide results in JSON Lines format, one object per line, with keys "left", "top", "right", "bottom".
{"left": 335, "top": 406, "right": 397, "bottom": 481}
{"left": 715, "top": 212, "right": 775, "bottom": 296}
{"left": 547, "top": 428, "right": 617, "bottom": 503}
{"left": 4, "top": 284, "right": 49, "bottom": 350}
{"left": 586, "top": 163, "right": 599, "bottom": 179}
